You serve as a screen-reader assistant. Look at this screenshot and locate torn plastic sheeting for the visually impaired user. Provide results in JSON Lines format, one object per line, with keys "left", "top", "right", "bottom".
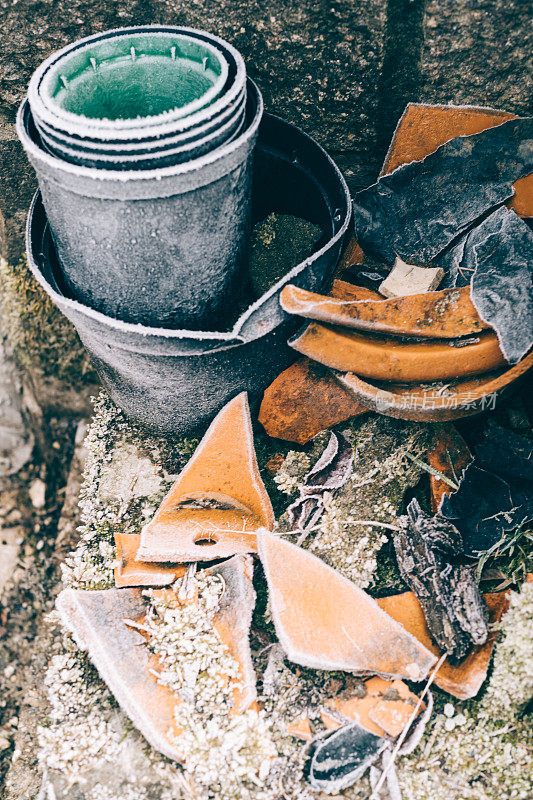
{"left": 353, "top": 117, "right": 533, "bottom": 266}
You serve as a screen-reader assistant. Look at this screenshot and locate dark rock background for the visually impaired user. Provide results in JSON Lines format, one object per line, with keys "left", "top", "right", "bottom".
{"left": 0, "top": 0, "right": 531, "bottom": 264}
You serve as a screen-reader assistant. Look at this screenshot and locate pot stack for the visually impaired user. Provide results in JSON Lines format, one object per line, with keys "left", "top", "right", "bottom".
{"left": 17, "top": 26, "right": 261, "bottom": 330}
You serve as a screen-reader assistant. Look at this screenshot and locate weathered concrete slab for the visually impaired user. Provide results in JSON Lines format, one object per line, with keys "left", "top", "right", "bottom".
{"left": 420, "top": 0, "right": 533, "bottom": 115}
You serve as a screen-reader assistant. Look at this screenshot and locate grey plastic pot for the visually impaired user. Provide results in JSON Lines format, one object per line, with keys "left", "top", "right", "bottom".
{"left": 25, "top": 112, "right": 352, "bottom": 434}
{"left": 38, "top": 102, "right": 247, "bottom": 170}
{"left": 17, "top": 80, "right": 263, "bottom": 330}
{"left": 29, "top": 26, "right": 245, "bottom": 143}
{"left": 34, "top": 86, "right": 247, "bottom": 156}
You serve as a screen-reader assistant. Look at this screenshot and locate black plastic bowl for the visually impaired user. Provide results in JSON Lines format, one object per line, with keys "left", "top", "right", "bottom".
{"left": 26, "top": 112, "right": 351, "bottom": 434}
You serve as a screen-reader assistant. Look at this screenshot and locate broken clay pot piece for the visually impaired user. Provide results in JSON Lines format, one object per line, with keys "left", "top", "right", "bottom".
{"left": 377, "top": 590, "right": 510, "bottom": 700}
{"left": 137, "top": 393, "right": 274, "bottom": 562}
{"left": 56, "top": 587, "right": 184, "bottom": 762}
{"left": 114, "top": 533, "right": 187, "bottom": 588}
{"left": 290, "top": 324, "right": 505, "bottom": 383}
{"left": 381, "top": 103, "right": 532, "bottom": 217}
{"left": 336, "top": 351, "right": 533, "bottom": 421}
{"left": 257, "top": 530, "right": 437, "bottom": 680}
{"left": 258, "top": 357, "right": 366, "bottom": 444}
{"left": 280, "top": 283, "right": 488, "bottom": 339}
{"left": 427, "top": 426, "right": 472, "bottom": 512}
{"left": 324, "top": 677, "right": 426, "bottom": 739}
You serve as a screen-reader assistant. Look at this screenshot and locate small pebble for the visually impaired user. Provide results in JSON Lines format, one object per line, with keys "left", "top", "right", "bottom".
{"left": 0, "top": 735, "right": 10, "bottom": 751}
{"left": 444, "top": 717, "right": 456, "bottom": 732}
{"left": 4, "top": 665, "right": 15, "bottom": 678}
{"left": 29, "top": 478, "right": 46, "bottom": 509}
{"left": 443, "top": 703, "right": 455, "bottom": 718}
{"left": 455, "top": 713, "right": 467, "bottom": 726}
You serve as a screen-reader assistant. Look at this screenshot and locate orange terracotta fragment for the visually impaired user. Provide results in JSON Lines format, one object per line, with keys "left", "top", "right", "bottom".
{"left": 329, "top": 278, "right": 382, "bottom": 302}
{"left": 427, "top": 426, "right": 472, "bottom": 512}
{"left": 258, "top": 357, "right": 367, "bottom": 444}
{"left": 381, "top": 103, "right": 531, "bottom": 217}
{"left": 137, "top": 393, "right": 274, "bottom": 562}
{"left": 206, "top": 555, "right": 258, "bottom": 714}
{"left": 290, "top": 324, "right": 505, "bottom": 383}
{"left": 281, "top": 283, "right": 488, "bottom": 339}
{"left": 336, "top": 351, "right": 533, "bottom": 421}
{"left": 377, "top": 590, "right": 510, "bottom": 700}
{"left": 114, "top": 533, "right": 187, "bottom": 588}
{"left": 325, "top": 677, "right": 425, "bottom": 738}
{"left": 257, "top": 531, "right": 437, "bottom": 680}
{"left": 287, "top": 714, "right": 314, "bottom": 741}
{"left": 56, "top": 587, "right": 184, "bottom": 762}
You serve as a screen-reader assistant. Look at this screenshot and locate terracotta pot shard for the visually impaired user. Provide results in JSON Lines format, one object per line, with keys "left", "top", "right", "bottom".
{"left": 325, "top": 676, "right": 425, "bottom": 739}
{"left": 205, "top": 554, "right": 258, "bottom": 714}
{"left": 336, "top": 351, "right": 533, "bottom": 421}
{"left": 290, "top": 323, "right": 505, "bottom": 383}
{"left": 258, "top": 357, "right": 366, "bottom": 444}
{"left": 55, "top": 587, "right": 184, "bottom": 762}
{"left": 381, "top": 102, "right": 532, "bottom": 217}
{"left": 280, "top": 283, "right": 488, "bottom": 339}
{"left": 427, "top": 426, "right": 472, "bottom": 512}
{"left": 257, "top": 531, "right": 437, "bottom": 680}
{"left": 114, "top": 533, "right": 188, "bottom": 588}
{"left": 377, "top": 590, "right": 510, "bottom": 700}
{"left": 137, "top": 392, "right": 274, "bottom": 562}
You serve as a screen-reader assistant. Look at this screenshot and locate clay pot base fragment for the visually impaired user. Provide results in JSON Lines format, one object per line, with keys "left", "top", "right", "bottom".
{"left": 56, "top": 554, "right": 258, "bottom": 765}
{"left": 257, "top": 531, "right": 436, "bottom": 680}
{"left": 290, "top": 323, "right": 505, "bottom": 383}
{"left": 114, "top": 533, "right": 187, "bottom": 588}
{"left": 280, "top": 283, "right": 488, "bottom": 339}
{"left": 56, "top": 587, "right": 185, "bottom": 762}
{"left": 137, "top": 392, "right": 274, "bottom": 562}
{"left": 377, "top": 590, "right": 510, "bottom": 700}
{"left": 258, "top": 357, "right": 367, "bottom": 444}
{"left": 336, "top": 351, "right": 533, "bottom": 421}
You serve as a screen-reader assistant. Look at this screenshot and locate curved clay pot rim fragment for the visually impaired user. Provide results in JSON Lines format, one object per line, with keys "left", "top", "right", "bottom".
{"left": 25, "top": 114, "right": 351, "bottom": 350}
{"left": 334, "top": 351, "right": 533, "bottom": 421}
{"left": 280, "top": 283, "right": 489, "bottom": 339}
{"left": 28, "top": 26, "right": 244, "bottom": 139}
{"left": 290, "top": 323, "right": 506, "bottom": 383}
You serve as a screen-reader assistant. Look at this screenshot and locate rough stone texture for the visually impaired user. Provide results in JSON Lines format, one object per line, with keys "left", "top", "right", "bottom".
{"left": 420, "top": 0, "right": 533, "bottom": 117}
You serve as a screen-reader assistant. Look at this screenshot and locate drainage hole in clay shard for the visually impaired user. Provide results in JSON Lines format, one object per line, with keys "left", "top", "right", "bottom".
{"left": 194, "top": 536, "right": 219, "bottom": 547}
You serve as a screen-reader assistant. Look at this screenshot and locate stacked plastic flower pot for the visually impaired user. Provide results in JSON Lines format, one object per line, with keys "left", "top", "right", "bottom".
{"left": 17, "top": 26, "right": 352, "bottom": 435}
{"left": 17, "top": 26, "right": 259, "bottom": 330}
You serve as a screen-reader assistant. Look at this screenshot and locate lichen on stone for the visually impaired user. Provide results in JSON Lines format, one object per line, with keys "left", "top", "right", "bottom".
{"left": 61, "top": 391, "right": 199, "bottom": 590}
{"left": 0, "top": 255, "right": 96, "bottom": 383}
{"left": 143, "top": 571, "right": 277, "bottom": 800}
{"left": 275, "top": 416, "right": 430, "bottom": 587}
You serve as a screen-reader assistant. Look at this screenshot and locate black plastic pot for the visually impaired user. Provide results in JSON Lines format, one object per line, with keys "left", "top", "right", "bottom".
{"left": 17, "top": 80, "right": 262, "bottom": 331}
{"left": 26, "top": 112, "right": 352, "bottom": 435}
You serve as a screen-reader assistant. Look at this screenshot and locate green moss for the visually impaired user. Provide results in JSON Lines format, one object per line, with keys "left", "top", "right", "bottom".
{"left": 0, "top": 254, "right": 97, "bottom": 383}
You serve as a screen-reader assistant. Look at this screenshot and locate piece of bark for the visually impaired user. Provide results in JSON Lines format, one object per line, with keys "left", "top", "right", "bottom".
{"left": 394, "top": 499, "right": 489, "bottom": 663}
{"left": 257, "top": 530, "right": 437, "bottom": 680}
{"left": 379, "top": 257, "right": 444, "bottom": 298}
{"left": 377, "top": 591, "right": 510, "bottom": 700}
{"left": 137, "top": 392, "right": 274, "bottom": 562}
{"left": 354, "top": 116, "right": 533, "bottom": 267}
{"left": 287, "top": 431, "right": 353, "bottom": 535}
{"left": 308, "top": 722, "right": 388, "bottom": 793}
{"left": 290, "top": 323, "right": 505, "bottom": 383}
{"left": 258, "top": 357, "right": 366, "bottom": 444}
